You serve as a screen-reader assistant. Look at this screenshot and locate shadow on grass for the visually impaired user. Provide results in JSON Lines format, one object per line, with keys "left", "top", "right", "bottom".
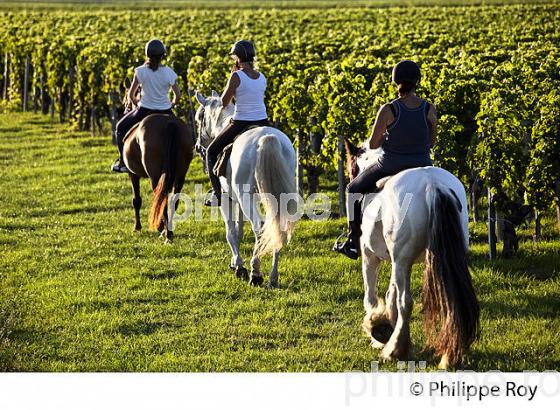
{"left": 118, "top": 321, "right": 180, "bottom": 336}
{"left": 143, "top": 271, "right": 182, "bottom": 280}
{"left": 482, "top": 293, "right": 560, "bottom": 320}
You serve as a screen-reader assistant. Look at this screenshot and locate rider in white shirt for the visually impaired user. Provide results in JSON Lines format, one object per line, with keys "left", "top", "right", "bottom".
{"left": 112, "top": 39, "right": 180, "bottom": 173}
{"left": 205, "top": 40, "right": 269, "bottom": 205}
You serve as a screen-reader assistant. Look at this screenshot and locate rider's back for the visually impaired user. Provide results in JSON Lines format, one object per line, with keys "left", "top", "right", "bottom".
{"left": 382, "top": 99, "right": 431, "bottom": 158}
{"left": 135, "top": 64, "right": 177, "bottom": 110}
{"left": 233, "top": 69, "right": 267, "bottom": 121}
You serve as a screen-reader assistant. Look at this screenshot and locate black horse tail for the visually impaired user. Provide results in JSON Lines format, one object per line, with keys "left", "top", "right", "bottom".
{"left": 423, "top": 186, "right": 480, "bottom": 367}
{"left": 149, "top": 120, "right": 178, "bottom": 230}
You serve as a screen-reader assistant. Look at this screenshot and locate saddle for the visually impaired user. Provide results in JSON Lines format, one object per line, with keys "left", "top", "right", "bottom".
{"left": 212, "top": 125, "right": 264, "bottom": 178}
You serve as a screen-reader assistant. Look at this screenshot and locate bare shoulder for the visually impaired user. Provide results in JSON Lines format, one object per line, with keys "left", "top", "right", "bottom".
{"left": 230, "top": 71, "right": 241, "bottom": 85}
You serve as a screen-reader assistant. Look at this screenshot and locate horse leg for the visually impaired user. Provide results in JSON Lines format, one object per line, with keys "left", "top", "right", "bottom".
{"left": 380, "top": 260, "right": 413, "bottom": 361}
{"left": 247, "top": 202, "right": 264, "bottom": 286}
{"left": 269, "top": 250, "right": 280, "bottom": 289}
{"left": 361, "top": 249, "right": 392, "bottom": 349}
{"left": 129, "top": 173, "right": 142, "bottom": 232}
{"left": 221, "top": 198, "right": 247, "bottom": 280}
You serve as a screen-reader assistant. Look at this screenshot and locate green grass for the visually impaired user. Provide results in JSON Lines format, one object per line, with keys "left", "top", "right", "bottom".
{"left": 0, "top": 112, "right": 559, "bottom": 371}
{"left": 1, "top": 0, "right": 557, "bottom": 9}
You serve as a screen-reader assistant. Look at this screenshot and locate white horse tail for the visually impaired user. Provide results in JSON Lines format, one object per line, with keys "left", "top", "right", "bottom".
{"left": 255, "top": 135, "right": 296, "bottom": 256}
{"left": 423, "top": 183, "right": 480, "bottom": 367}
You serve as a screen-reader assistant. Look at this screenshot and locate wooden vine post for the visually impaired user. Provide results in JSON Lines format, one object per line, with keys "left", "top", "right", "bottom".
{"left": 2, "top": 52, "right": 8, "bottom": 100}
{"left": 337, "top": 134, "right": 346, "bottom": 217}
{"left": 534, "top": 210, "right": 541, "bottom": 242}
{"left": 487, "top": 187, "right": 496, "bottom": 260}
{"left": 68, "top": 67, "right": 75, "bottom": 122}
{"left": 23, "top": 57, "right": 30, "bottom": 111}
{"left": 295, "top": 129, "right": 304, "bottom": 196}
{"left": 110, "top": 92, "right": 118, "bottom": 145}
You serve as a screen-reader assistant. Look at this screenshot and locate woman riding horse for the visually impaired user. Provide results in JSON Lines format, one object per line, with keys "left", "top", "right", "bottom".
{"left": 112, "top": 39, "right": 181, "bottom": 173}
{"left": 204, "top": 40, "right": 269, "bottom": 206}
{"left": 334, "top": 60, "right": 438, "bottom": 259}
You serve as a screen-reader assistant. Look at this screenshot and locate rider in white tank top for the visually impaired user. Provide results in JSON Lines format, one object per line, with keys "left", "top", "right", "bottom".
{"left": 233, "top": 70, "right": 267, "bottom": 121}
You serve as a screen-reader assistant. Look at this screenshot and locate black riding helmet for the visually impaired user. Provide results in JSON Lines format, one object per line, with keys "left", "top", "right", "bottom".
{"left": 230, "top": 40, "right": 256, "bottom": 63}
{"left": 392, "top": 60, "right": 421, "bottom": 85}
{"left": 145, "top": 39, "right": 166, "bottom": 58}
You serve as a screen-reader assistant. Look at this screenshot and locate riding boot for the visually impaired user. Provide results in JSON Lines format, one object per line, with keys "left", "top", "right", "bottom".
{"left": 333, "top": 198, "right": 363, "bottom": 260}
{"left": 205, "top": 158, "right": 222, "bottom": 207}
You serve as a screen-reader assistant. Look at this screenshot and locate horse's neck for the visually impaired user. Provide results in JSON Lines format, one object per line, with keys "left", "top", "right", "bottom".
{"left": 214, "top": 113, "right": 234, "bottom": 136}
{"left": 357, "top": 148, "right": 383, "bottom": 174}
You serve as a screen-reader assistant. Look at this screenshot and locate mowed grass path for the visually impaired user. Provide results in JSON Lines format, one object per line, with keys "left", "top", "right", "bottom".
{"left": 0, "top": 113, "right": 559, "bottom": 371}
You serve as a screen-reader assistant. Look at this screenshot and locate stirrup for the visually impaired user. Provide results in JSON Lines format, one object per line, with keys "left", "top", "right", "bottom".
{"left": 332, "top": 232, "right": 360, "bottom": 260}
{"left": 204, "top": 190, "right": 221, "bottom": 207}
{"left": 111, "top": 159, "right": 128, "bottom": 173}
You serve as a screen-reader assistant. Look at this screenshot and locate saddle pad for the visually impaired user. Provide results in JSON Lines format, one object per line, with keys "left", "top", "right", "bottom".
{"left": 213, "top": 143, "right": 234, "bottom": 178}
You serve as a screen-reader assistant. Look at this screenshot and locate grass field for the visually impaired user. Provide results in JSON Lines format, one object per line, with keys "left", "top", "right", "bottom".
{"left": 0, "top": 112, "right": 559, "bottom": 371}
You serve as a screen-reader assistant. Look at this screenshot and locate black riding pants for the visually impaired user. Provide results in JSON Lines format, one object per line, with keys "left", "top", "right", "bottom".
{"left": 206, "top": 118, "right": 269, "bottom": 193}
{"left": 346, "top": 153, "right": 432, "bottom": 239}
{"left": 115, "top": 106, "right": 173, "bottom": 157}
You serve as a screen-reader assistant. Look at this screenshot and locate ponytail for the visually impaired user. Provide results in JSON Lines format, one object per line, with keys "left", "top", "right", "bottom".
{"left": 146, "top": 55, "right": 163, "bottom": 71}
{"left": 398, "top": 81, "right": 416, "bottom": 95}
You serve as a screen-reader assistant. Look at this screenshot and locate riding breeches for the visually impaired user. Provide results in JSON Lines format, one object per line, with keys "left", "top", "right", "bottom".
{"left": 115, "top": 107, "right": 173, "bottom": 156}
{"left": 206, "top": 118, "right": 269, "bottom": 193}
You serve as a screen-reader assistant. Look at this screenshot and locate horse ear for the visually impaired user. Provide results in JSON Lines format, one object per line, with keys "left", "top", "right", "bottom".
{"left": 344, "top": 137, "right": 362, "bottom": 158}
{"left": 211, "top": 90, "right": 220, "bottom": 98}
{"left": 195, "top": 91, "right": 206, "bottom": 106}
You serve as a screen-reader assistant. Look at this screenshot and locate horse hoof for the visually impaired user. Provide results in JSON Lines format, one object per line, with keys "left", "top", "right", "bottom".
{"left": 371, "top": 322, "right": 394, "bottom": 346}
{"left": 235, "top": 266, "right": 249, "bottom": 280}
{"left": 268, "top": 280, "right": 279, "bottom": 289}
{"left": 249, "top": 275, "right": 264, "bottom": 286}
{"left": 164, "top": 238, "right": 173, "bottom": 245}
{"left": 133, "top": 226, "right": 142, "bottom": 233}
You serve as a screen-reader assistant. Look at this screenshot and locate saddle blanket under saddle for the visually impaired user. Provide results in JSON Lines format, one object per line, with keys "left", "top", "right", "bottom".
{"left": 212, "top": 125, "right": 264, "bottom": 178}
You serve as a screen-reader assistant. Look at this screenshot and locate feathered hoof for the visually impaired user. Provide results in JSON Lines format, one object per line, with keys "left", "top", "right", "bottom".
{"left": 438, "top": 354, "right": 449, "bottom": 370}
{"left": 249, "top": 275, "right": 264, "bottom": 287}
{"left": 362, "top": 300, "right": 394, "bottom": 348}
{"left": 371, "top": 322, "right": 394, "bottom": 346}
{"left": 235, "top": 266, "right": 249, "bottom": 280}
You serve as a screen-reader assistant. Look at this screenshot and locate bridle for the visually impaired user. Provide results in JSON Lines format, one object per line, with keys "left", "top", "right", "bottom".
{"left": 195, "top": 106, "right": 213, "bottom": 163}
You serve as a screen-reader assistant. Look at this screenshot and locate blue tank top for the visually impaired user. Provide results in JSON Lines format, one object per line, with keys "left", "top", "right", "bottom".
{"left": 382, "top": 99, "right": 431, "bottom": 156}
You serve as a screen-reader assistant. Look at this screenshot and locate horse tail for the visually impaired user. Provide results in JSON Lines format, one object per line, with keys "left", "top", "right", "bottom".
{"left": 149, "top": 120, "right": 178, "bottom": 230}
{"left": 254, "top": 134, "right": 297, "bottom": 256}
{"left": 423, "top": 185, "right": 479, "bottom": 367}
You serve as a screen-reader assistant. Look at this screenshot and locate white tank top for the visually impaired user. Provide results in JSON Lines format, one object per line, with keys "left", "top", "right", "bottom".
{"left": 135, "top": 64, "right": 177, "bottom": 110}
{"left": 233, "top": 70, "right": 267, "bottom": 121}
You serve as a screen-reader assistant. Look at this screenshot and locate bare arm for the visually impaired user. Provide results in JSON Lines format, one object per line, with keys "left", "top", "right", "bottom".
{"left": 368, "top": 104, "right": 395, "bottom": 149}
{"left": 427, "top": 103, "right": 437, "bottom": 147}
{"left": 171, "top": 82, "right": 181, "bottom": 106}
{"left": 221, "top": 73, "right": 240, "bottom": 107}
{"left": 128, "top": 74, "right": 140, "bottom": 105}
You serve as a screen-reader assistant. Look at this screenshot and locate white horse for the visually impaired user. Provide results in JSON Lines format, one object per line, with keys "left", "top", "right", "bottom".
{"left": 343, "top": 139, "right": 479, "bottom": 369}
{"left": 195, "top": 91, "right": 297, "bottom": 288}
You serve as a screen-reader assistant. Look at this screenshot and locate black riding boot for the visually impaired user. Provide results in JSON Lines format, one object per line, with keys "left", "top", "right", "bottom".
{"left": 205, "top": 158, "right": 222, "bottom": 207}
{"left": 333, "top": 199, "right": 362, "bottom": 260}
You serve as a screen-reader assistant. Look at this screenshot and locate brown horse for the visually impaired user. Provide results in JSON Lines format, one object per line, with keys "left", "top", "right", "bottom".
{"left": 122, "top": 109, "right": 193, "bottom": 243}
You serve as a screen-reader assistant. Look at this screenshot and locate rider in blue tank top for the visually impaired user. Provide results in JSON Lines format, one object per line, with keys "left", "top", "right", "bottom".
{"left": 334, "top": 60, "right": 438, "bottom": 259}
